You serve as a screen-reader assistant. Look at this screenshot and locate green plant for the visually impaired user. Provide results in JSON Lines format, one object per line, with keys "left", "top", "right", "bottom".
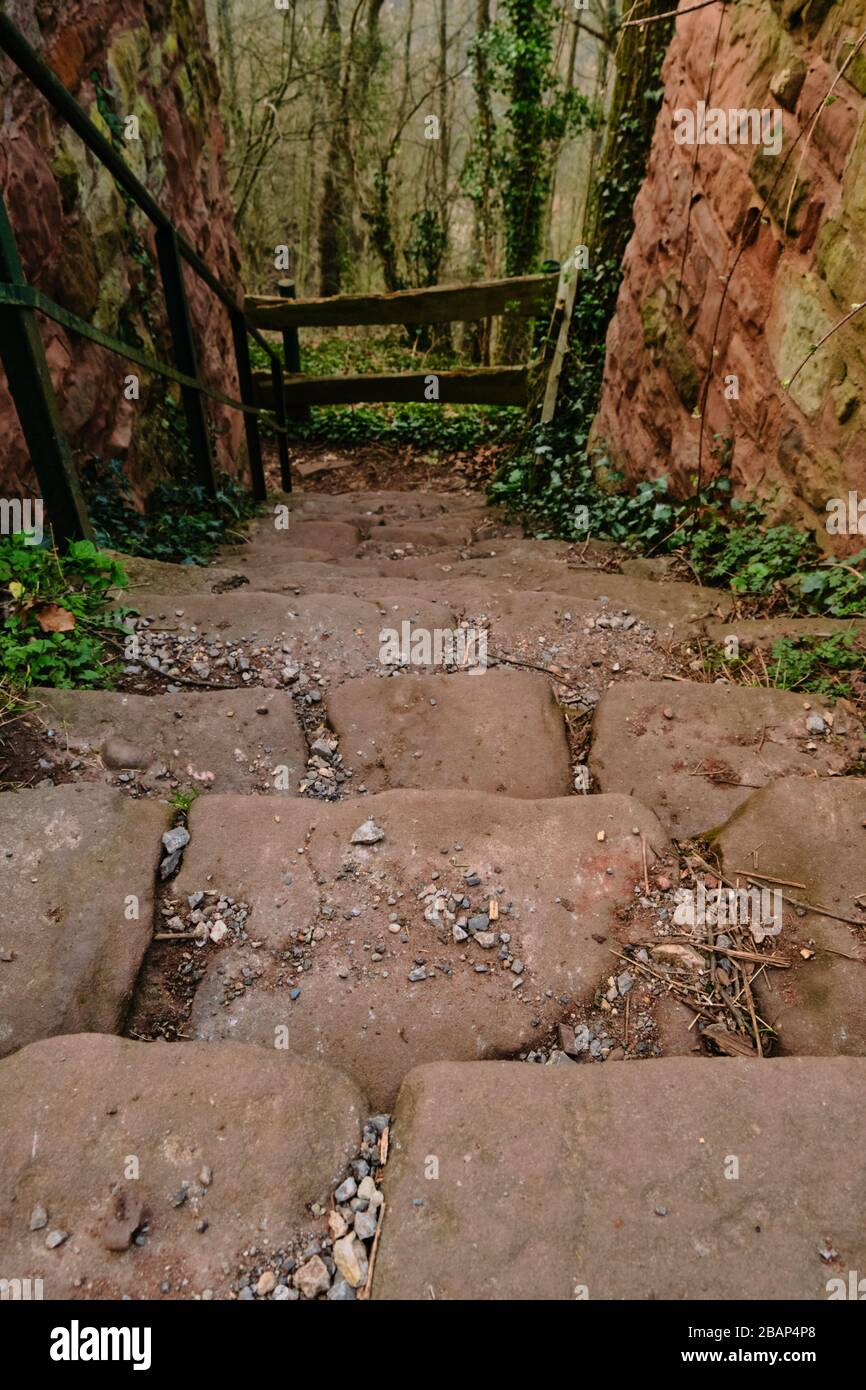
{"left": 168, "top": 787, "right": 199, "bottom": 815}
{"left": 248, "top": 332, "right": 523, "bottom": 452}
{"left": 490, "top": 429, "right": 866, "bottom": 617}
{"left": 480, "top": 0, "right": 596, "bottom": 281}
{"left": 768, "top": 631, "right": 863, "bottom": 697}
{"left": 84, "top": 455, "right": 257, "bottom": 566}
{"left": 0, "top": 535, "right": 130, "bottom": 690}
{"left": 708, "top": 630, "right": 864, "bottom": 699}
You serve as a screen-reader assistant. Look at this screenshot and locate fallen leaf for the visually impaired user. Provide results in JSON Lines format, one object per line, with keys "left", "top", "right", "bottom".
{"left": 34, "top": 603, "right": 75, "bottom": 633}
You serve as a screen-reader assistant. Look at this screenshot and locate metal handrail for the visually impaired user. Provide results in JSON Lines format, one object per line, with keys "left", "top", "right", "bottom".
{"left": 0, "top": 13, "right": 293, "bottom": 543}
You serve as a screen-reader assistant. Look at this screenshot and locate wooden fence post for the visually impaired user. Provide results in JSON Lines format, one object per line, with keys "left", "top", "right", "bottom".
{"left": 277, "top": 279, "right": 310, "bottom": 423}
{"left": 155, "top": 225, "right": 217, "bottom": 498}
{"left": 270, "top": 357, "right": 293, "bottom": 493}
{"left": 230, "top": 309, "right": 268, "bottom": 502}
{"left": 0, "top": 189, "right": 93, "bottom": 544}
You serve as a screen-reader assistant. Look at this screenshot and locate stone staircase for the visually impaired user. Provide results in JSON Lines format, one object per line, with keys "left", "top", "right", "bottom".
{"left": 2, "top": 484, "right": 865, "bottom": 1300}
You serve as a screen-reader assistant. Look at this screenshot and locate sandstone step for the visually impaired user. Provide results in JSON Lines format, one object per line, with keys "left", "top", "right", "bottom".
{"left": 703, "top": 615, "right": 866, "bottom": 648}
{"left": 0, "top": 1034, "right": 365, "bottom": 1299}
{"left": 355, "top": 520, "right": 479, "bottom": 555}
{"left": 327, "top": 669, "right": 572, "bottom": 799}
{"left": 357, "top": 557, "right": 733, "bottom": 634}
{"left": 373, "top": 1056, "right": 866, "bottom": 1300}
{"left": 589, "top": 679, "right": 865, "bottom": 837}
{"left": 134, "top": 591, "right": 457, "bottom": 682}
{"left": 221, "top": 518, "right": 513, "bottom": 576}
{"left": 279, "top": 489, "right": 496, "bottom": 522}
{"left": 109, "top": 551, "right": 246, "bottom": 600}
{"left": 35, "top": 687, "right": 308, "bottom": 795}
{"left": 250, "top": 534, "right": 619, "bottom": 578}
{"left": 0, "top": 785, "right": 169, "bottom": 1058}
{"left": 167, "top": 789, "right": 667, "bottom": 1108}
{"left": 712, "top": 776, "right": 866, "bottom": 1057}
{"left": 264, "top": 519, "right": 362, "bottom": 557}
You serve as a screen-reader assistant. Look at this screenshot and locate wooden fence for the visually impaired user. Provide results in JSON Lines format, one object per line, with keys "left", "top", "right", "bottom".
{"left": 245, "top": 272, "right": 563, "bottom": 410}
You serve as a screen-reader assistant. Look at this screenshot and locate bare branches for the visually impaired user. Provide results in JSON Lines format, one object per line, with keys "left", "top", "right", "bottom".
{"left": 621, "top": 0, "right": 729, "bottom": 26}
{"left": 784, "top": 299, "right": 866, "bottom": 394}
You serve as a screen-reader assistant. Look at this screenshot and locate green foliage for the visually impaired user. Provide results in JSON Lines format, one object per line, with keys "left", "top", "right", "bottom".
{"left": 405, "top": 210, "right": 448, "bottom": 288}
{"left": 0, "top": 535, "right": 130, "bottom": 690}
{"left": 792, "top": 549, "right": 866, "bottom": 616}
{"left": 766, "top": 632, "right": 862, "bottom": 697}
{"left": 83, "top": 456, "right": 257, "bottom": 566}
{"left": 91, "top": 69, "right": 160, "bottom": 345}
{"left": 284, "top": 402, "right": 522, "bottom": 452}
{"left": 169, "top": 786, "right": 199, "bottom": 815}
{"left": 248, "top": 331, "right": 522, "bottom": 451}
{"left": 709, "top": 631, "right": 864, "bottom": 699}
{"left": 478, "top": 0, "right": 597, "bottom": 278}
{"left": 491, "top": 430, "right": 866, "bottom": 616}
{"left": 251, "top": 331, "right": 454, "bottom": 379}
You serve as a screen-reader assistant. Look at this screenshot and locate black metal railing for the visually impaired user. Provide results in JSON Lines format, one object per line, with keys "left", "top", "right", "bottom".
{"left": 0, "top": 13, "right": 293, "bottom": 545}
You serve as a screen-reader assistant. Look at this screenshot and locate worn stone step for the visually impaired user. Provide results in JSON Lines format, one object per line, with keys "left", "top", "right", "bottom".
{"left": 373, "top": 1056, "right": 866, "bottom": 1300}
{"left": 0, "top": 785, "right": 169, "bottom": 1058}
{"left": 0, "top": 1034, "right": 365, "bottom": 1299}
{"left": 327, "top": 669, "right": 572, "bottom": 799}
{"left": 134, "top": 590, "right": 457, "bottom": 682}
{"left": 167, "top": 789, "right": 667, "bottom": 1108}
{"left": 263, "top": 519, "right": 362, "bottom": 557}
{"left": 354, "top": 520, "right": 480, "bottom": 555}
{"left": 348, "top": 557, "right": 733, "bottom": 634}
{"left": 703, "top": 615, "right": 866, "bottom": 648}
{"left": 590, "top": 678, "right": 865, "bottom": 837}
{"left": 278, "top": 489, "right": 497, "bottom": 523}
{"left": 109, "top": 551, "right": 246, "bottom": 601}
{"left": 36, "top": 688, "right": 308, "bottom": 794}
{"left": 711, "top": 776, "right": 866, "bottom": 1057}
{"left": 230, "top": 534, "right": 618, "bottom": 586}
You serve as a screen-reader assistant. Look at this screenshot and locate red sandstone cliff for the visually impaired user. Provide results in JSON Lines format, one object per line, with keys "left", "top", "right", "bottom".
{"left": 593, "top": 0, "right": 866, "bottom": 545}
{"left": 0, "top": 0, "right": 244, "bottom": 498}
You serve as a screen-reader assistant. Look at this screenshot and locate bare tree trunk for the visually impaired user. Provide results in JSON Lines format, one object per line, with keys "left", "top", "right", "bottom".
{"left": 437, "top": 0, "right": 450, "bottom": 231}
{"left": 432, "top": 0, "right": 452, "bottom": 350}
{"left": 544, "top": 8, "right": 582, "bottom": 256}
{"left": 579, "top": 0, "right": 616, "bottom": 247}
{"left": 216, "top": 0, "right": 239, "bottom": 127}
{"left": 583, "top": 0, "right": 674, "bottom": 270}
{"left": 318, "top": 0, "right": 345, "bottom": 296}
{"left": 469, "top": 0, "right": 496, "bottom": 363}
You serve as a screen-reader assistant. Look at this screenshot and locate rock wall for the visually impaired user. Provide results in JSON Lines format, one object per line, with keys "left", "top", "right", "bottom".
{"left": 592, "top": 0, "right": 866, "bottom": 547}
{"left": 0, "top": 0, "right": 245, "bottom": 501}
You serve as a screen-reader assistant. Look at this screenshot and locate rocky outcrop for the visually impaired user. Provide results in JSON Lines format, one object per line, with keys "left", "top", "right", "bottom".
{"left": 593, "top": 0, "right": 866, "bottom": 547}
{"left": 0, "top": 0, "right": 244, "bottom": 498}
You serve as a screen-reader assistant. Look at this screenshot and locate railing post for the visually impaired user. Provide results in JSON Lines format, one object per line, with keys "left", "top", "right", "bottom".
{"left": 229, "top": 310, "right": 267, "bottom": 502}
{"left": 0, "top": 190, "right": 93, "bottom": 544}
{"left": 270, "top": 357, "right": 293, "bottom": 493}
{"left": 277, "top": 279, "right": 310, "bottom": 423}
{"left": 155, "top": 225, "right": 217, "bottom": 498}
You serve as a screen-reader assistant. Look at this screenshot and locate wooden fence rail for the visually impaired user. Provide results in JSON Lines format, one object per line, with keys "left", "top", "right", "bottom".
{"left": 246, "top": 273, "right": 557, "bottom": 331}
{"left": 248, "top": 272, "right": 561, "bottom": 409}
{"left": 253, "top": 366, "right": 533, "bottom": 409}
